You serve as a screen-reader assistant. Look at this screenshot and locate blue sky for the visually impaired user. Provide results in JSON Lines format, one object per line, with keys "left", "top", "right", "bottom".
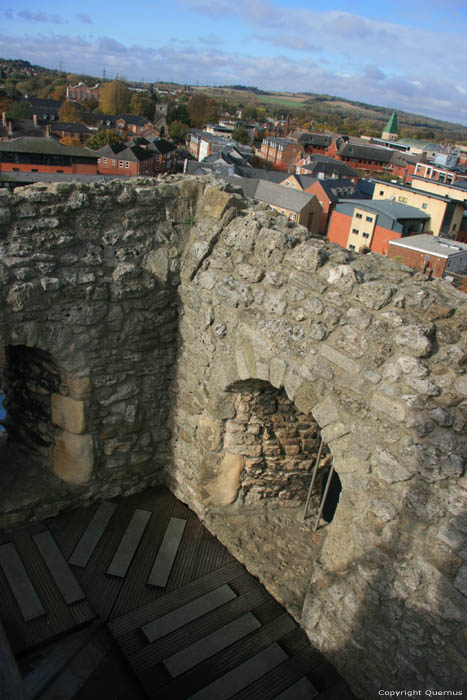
{"left": 1, "top": 0, "right": 466, "bottom": 125}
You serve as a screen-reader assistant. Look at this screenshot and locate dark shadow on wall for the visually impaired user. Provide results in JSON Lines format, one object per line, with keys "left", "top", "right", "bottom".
{"left": 305, "top": 467, "right": 467, "bottom": 699}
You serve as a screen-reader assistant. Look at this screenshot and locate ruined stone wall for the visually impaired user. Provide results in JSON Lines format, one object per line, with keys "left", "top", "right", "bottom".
{"left": 0, "top": 177, "right": 241, "bottom": 524}
{"left": 0, "top": 178, "right": 466, "bottom": 698}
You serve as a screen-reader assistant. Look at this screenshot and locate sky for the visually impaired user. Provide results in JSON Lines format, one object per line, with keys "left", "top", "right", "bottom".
{"left": 0, "top": 0, "right": 466, "bottom": 125}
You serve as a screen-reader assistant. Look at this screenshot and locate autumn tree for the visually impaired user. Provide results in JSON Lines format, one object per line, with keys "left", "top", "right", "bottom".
{"left": 187, "top": 94, "right": 219, "bottom": 128}
{"left": 99, "top": 78, "right": 130, "bottom": 115}
{"left": 168, "top": 120, "right": 189, "bottom": 143}
{"left": 86, "top": 129, "right": 121, "bottom": 150}
{"left": 58, "top": 101, "right": 82, "bottom": 123}
{"left": 168, "top": 104, "right": 189, "bottom": 125}
{"left": 59, "top": 136, "right": 82, "bottom": 147}
{"left": 6, "top": 101, "right": 29, "bottom": 119}
{"left": 129, "top": 93, "right": 154, "bottom": 120}
{"left": 232, "top": 126, "right": 250, "bottom": 144}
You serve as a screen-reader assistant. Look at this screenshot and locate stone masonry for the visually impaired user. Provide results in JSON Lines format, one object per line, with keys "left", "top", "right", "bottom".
{"left": 0, "top": 177, "right": 466, "bottom": 698}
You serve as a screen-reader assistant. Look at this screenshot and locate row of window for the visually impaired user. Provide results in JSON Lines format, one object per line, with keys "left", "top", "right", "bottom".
{"left": 351, "top": 229, "right": 370, "bottom": 238}
{"left": 355, "top": 213, "right": 373, "bottom": 222}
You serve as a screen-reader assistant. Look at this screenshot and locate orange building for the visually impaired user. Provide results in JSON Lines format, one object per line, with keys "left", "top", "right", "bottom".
{"left": 0, "top": 137, "right": 98, "bottom": 174}
{"left": 327, "top": 200, "right": 429, "bottom": 255}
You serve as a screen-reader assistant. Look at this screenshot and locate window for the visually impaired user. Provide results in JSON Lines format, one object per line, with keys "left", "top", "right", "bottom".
{"left": 366, "top": 216, "right": 373, "bottom": 222}
{"left": 112, "top": 160, "right": 116, "bottom": 166}
{"left": 352, "top": 228, "right": 359, "bottom": 234}
{"left": 422, "top": 203, "right": 428, "bottom": 209}
{"left": 290, "top": 213, "right": 296, "bottom": 220}
{"left": 103, "top": 158, "right": 107, "bottom": 164}
{"left": 379, "top": 190, "right": 384, "bottom": 196}
{"left": 363, "top": 232, "right": 370, "bottom": 238}
{"left": 355, "top": 213, "right": 362, "bottom": 219}
{"left": 399, "top": 196, "right": 408, "bottom": 204}
{"left": 349, "top": 244, "right": 355, "bottom": 250}
{"left": 119, "top": 161, "right": 123, "bottom": 167}
{"left": 125, "top": 161, "right": 129, "bottom": 168}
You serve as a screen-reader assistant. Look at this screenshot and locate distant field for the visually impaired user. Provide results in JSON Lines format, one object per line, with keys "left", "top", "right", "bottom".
{"left": 258, "top": 95, "right": 309, "bottom": 109}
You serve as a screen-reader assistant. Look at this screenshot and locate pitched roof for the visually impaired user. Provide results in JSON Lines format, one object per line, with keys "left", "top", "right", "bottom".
{"left": 253, "top": 179, "right": 315, "bottom": 212}
{"left": 336, "top": 140, "right": 394, "bottom": 163}
{"left": 117, "top": 113, "right": 149, "bottom": 126}
{"left": 95, "top": 142, "right": 155, "bottom": 162}
{"left": 0, "top": 136, "right": 98, "bottom": 158}
{"left": 383, "top": 113, "right": 398, "bottom": 135}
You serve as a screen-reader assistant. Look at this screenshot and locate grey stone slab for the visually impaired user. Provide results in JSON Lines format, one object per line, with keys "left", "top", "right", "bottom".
{"left": 69, "top": 501, "right": 117, "bottom": 568}
{"left": 0, "top": 543, "right": 45, "bottom": 622}
{"left": 147, "top": 517, "right": 187, "bottom": 588}
{"left": 189, "top": 642, "right": 287, "bottom": 700}
{"left": 142, "top": 584, "right": 237, "bottom": 642}
{"left": 106, "top": 509, "right": 151, "bottom": 578}
{"left": 163, "top": 612, "right": 261, "bottom": 678}
{"left": 273, "top": 676, "right": 319, "bottom": 699}
{"left": 33, "top": 531, "right": 85, "bottom": 605}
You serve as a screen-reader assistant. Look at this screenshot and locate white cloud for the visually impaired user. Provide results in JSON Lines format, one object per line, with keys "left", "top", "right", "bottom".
{"left": 0, "top": 30, "right": 466, "bottom": 124}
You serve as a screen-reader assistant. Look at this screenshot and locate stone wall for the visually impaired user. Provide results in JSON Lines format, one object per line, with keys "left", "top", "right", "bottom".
{"left": 0, "top": 177, "right": 466, "bottom": 698}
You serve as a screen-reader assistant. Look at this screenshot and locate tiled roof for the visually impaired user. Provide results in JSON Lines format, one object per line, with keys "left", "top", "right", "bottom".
{"left": 0, "top": 136, "right": 97, "bottom": 158}
{"left": 254, "top": 179, "right": 315, "bottom": 212}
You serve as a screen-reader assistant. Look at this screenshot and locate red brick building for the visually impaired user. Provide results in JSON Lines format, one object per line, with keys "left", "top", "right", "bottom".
{"left": 0, "top": 137, "right": 98, "bottom": 174}
{"left": 387, "top": 234, "right": 467, "bottom": 279}
{"left": 96, "top": 138, "right": 177, "bottom": 176}
{"left": 255, "top": 136, "right": 303, "bottom": 171}
{"left": 66, "top": 82, "right": 104, "bottom": 102}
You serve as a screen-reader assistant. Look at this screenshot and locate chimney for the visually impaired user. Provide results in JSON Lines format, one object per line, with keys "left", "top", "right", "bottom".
{"left": 7, "top": 121, "right": 13, "bottom": 137}
{"left": 2, "top": 112, "right": 6, "bottom": 127}
{"left": 45, "top": 124, "right": 51, "bottom": 138}
{"left": 33, "top": 113, "right": 38, "bottom": 127}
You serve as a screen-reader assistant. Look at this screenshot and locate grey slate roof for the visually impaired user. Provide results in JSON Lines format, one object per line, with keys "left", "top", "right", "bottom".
{"left": 95, "top": 142, "right": 154, "bottom": 162}
{"left": 253, "top": 179, "right": 315, "bottom": 212}
{"left": 117, "top": 113, "right": 148, "bottom": 125}
{"left": 0, "top": 136, "right": 97, "bottom": 159}
{"left": 317, "top": 179, "right": 362, "bottom": 202}
{"left": 336, "top": 198, "right": 430, "bottom": 221}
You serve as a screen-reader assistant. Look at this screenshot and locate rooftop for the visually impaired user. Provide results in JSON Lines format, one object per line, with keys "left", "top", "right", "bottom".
{"left": 0, "top": 136, "right": 98, "bottom": 158}
{"left": 389, "top": 234, "right": 467, "bottom": 257}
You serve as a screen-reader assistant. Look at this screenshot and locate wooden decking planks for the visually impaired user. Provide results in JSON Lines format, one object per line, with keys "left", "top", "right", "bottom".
{"left": 0, "top": 485, "right": 357, "bottom": 699}
{"left": 0, "top": 526, "right": 94, "bottom": 654}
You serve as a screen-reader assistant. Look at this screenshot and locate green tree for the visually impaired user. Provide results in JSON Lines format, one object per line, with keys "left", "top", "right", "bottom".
{"left": 86, "top": 129, "right": 121, "bottom": 150}
{"left": 187, "top": 93, "right": 219, "bottom": 128}
{"left": 58, "top": 100, "right": 82, "bottom": 123}
{"left": 232, "top": 126, "right": 250, "bottom": 144}
{"left": 244, "top": 103, "right": 258, "bottom": 121}
{"left": 6, "top": 101, "right": 29, "bottom": 119}
{"left": 129, "top": 93, "right": 154, "bottom": 120}
{"left": 168, "top": 120, "right": 189, "bottom": 142}
{"left": 168, "top": 104, "right": 189, "bottom": 124}
{"left": 99, "top": 78, "right": 130, "bottom": 115}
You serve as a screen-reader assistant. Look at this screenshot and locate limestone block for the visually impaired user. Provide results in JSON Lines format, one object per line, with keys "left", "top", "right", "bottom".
{"left": 66, "top": 374, "right": 91, "bottom": 400}
{"left": 373, "top": 447, "right": 414, "bottom": 483}
{"left": 51, "top": 394, "right": 86, "bottom": 434}
{"left": 198, "top": 415, "right": 223, "bottom": 451}
{"left": 144, "top": 248, "right": 169, "bottom": 283}
{"left": 321, "top": 345, "right": 360, "bottom": 374}
{"left": 269, "top": 357, "right": 287, "bottom": 389}
{"left": 200, "top": 452, "right": 244, "bottom": 506}
{"left": 53, "top": 431, "right": 94, "bottom": 484}
{"left": 294, "top": 380, "right": 317, "bottom": 415}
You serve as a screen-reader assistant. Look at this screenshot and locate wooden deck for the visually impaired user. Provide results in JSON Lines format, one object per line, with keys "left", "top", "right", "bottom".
{"left": 0, "top": 486, "right": 356, "bottom": 699}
